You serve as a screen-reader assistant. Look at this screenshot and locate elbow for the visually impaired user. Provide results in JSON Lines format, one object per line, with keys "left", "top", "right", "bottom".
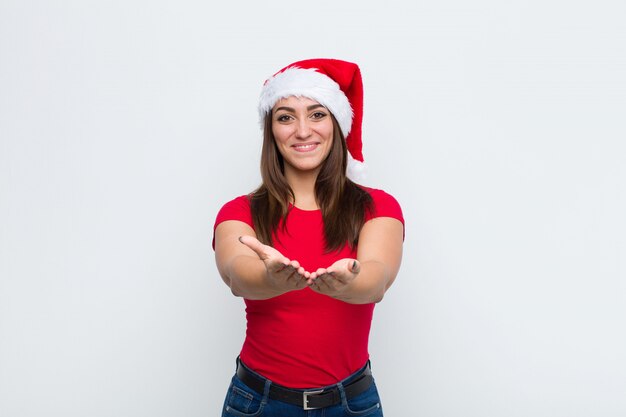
{"left": 372, "top": 290, "right": 385, "bottom": 304}
{"left": 371, "top": 278, "right": 388, "bottom": 303}
{"left": 229, "top": 283, "right": 245, "bottom": 298}
{"left": 351, "top": 288, "right": 384, "bottom": 304}
{"left": 371, "top": 280, "right": 390, "bottom": 303}
{"left": 224, "top": 276, "right": 244, "bottom": 298}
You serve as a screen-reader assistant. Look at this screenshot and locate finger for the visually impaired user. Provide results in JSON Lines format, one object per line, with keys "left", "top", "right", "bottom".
{"left": 240, "top": 236, "right": 291, "bottom": 266}
{"left": 284, "top": 267, "right": 307, "bottom": 289}
{"left": 309, "top": 276, "right": 320, "bottom": 290}
{"left": 310, "top": 268, "right": 327, "bottom": 281}
{"left": 297, "top": 267, "right": 310, "bottom": 279}
{"left": 312, "top": 274, "right": 333, "bottom": 291}
{"left": 238, "top": 235, "right": 268, "bottom": 260}
{"left": 275, "top": 263, "right": 290, "bottom": 273}
{"left": 332, "top": 273, "right": 348, "bottom": 286}
{"left": 350, "top": 260, "right": 360, "bottom": 274}
{"left": 294, "top": 273, "right": 310, "bottom": 288}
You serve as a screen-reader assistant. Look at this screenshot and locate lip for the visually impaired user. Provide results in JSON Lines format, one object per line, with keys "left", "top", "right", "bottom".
{"left": 291, "top": 142, "right": 320, "bottom": 153}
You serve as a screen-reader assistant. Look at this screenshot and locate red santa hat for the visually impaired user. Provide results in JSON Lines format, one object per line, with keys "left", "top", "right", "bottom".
{"left": 258, "top": 58, "right": 366, "bottom": 181}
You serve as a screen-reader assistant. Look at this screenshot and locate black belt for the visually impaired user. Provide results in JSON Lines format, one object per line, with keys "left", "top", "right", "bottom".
{"left": 235, "top": 359, "right": 373, "bottom": 410}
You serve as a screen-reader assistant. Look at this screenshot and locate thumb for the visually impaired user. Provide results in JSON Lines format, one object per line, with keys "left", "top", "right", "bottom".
{"left": 350, "top": 259, "right": 360, "bottom": 274}
{"left": 238, "top": 235, "right": 268, "bottom": 260}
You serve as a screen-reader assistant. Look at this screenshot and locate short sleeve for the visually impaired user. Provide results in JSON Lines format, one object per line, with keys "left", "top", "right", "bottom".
{"left": 212, "top": 195, "right": 253, "bottom": 249}
{"left": 364, "top": 188, "right": 405, "bottom": 238}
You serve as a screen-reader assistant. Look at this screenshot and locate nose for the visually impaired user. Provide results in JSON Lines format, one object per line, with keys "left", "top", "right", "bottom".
{"left": 295, "top": 118, "right": 312, "bottom": 139}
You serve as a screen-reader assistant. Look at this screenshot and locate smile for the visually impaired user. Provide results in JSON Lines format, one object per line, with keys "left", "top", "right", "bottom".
{"left": 292, "top": 143, "right": 319, "bottom": 152}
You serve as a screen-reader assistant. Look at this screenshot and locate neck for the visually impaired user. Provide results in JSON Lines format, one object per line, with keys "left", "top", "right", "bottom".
{"left": 284, "top": 166, "right": 319, "bottom": 210}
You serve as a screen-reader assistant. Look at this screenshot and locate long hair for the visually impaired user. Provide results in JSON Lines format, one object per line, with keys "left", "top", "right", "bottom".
{"left": 249, "top": 113, "right": 373, "bottom": 252}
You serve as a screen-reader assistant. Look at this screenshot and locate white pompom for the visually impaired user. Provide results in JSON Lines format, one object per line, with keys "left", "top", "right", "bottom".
{"left": 347, "top": 153, "right": 367, "bottom": 183}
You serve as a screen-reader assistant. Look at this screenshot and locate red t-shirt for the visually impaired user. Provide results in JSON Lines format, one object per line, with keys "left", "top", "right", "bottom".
{"left": 213, "top": 187, "right": 404, "bottom": 388}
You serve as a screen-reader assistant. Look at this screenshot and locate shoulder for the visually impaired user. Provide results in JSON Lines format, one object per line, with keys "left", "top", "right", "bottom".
{"left": 214, "top": 195, "right": 253, "bottom": 229}
{"left": 359, "top": 186, "right": 400, "bottom": 204}
{"left": 212, "top": 195, "right": 254, "bottom": 250}
{"left": 359, "top": 186, "right": 403, "bottom": 215}
{"left": 219, "top": 194, "right": 251, "bottom": 210}
{"left": 358, "top": 185, "right": 404, "bottom": 226}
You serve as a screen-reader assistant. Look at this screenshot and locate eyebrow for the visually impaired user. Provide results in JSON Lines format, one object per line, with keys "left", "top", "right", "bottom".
{"left": 274, "top": 104, "right": 326, "bottom": 113}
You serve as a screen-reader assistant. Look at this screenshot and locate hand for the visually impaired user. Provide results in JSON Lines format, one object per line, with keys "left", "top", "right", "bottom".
{"left": 308, "top": 258, "right": 361, "bottom": 298}
{"left": 238, "top": 235, "right": 311, "bottom": 292}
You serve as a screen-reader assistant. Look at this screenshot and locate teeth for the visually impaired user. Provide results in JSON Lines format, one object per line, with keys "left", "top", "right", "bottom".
{"left": 294, "top": 144, "right": 316, "bottom": 149}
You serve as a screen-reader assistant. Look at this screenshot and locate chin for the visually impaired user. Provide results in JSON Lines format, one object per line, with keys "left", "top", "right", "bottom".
{"left": 286, "top": 158, "right": 324, "bottom": 171}
{"left": 287, "top": 163, "right": 323, "bottom": 174}
{"left": 295, "top": 166, "right": 322, "bottom": 173}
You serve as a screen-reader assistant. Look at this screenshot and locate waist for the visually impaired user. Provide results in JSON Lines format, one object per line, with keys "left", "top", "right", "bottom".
{"left": 240, "top": 345, "right": 371, "bottom": 387}
{"left": 236, "top": 357, "right": 374, "bottom": 410}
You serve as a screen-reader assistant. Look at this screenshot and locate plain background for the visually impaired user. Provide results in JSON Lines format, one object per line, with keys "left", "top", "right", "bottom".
{"left": 1, "top": 1, "right": 625, "bottom": 416}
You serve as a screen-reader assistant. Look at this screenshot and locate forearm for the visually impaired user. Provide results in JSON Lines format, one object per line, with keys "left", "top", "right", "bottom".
{"left": 223, "top": 255, "right": 286, "bottom": 300}
{"left": 334, "top": 261, "right": 390, "bottom": 304}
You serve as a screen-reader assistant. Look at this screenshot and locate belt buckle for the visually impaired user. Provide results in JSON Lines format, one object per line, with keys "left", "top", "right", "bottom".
{"left": 302, "top": 389, "right": 324, "bottom": 410}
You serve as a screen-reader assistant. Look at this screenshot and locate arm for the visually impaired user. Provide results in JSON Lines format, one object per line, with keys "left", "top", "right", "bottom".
{"left": 309, "top": 217, "right": 404, "bottom": 304}
{"left": 214, "top": 220, "right": 310, "bottom": 300}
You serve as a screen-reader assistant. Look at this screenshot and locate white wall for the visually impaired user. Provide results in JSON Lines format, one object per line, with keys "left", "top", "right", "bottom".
{"left": 1, "top": 1, "right": 624, "bottom": 416}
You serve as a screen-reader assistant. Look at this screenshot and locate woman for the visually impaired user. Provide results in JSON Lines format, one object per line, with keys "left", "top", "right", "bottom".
{"left": 213, "top": 58, "right": 404, "bottom": 416}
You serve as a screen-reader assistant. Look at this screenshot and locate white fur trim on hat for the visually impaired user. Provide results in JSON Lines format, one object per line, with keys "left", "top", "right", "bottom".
{"left": 258, "top": 67, "right": 353, "bottom": 137}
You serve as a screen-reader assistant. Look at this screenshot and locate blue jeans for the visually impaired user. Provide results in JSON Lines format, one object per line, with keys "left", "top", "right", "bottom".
{"left": 221, "top": 359, "right": 383, "bottom": 417}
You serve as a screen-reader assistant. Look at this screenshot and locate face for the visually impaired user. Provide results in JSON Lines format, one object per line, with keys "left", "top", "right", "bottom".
{"left": 271, "top": 96, "right": 334, "bottom": 176}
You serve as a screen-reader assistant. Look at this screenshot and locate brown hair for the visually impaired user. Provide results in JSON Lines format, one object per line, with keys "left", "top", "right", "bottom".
{"left": 249, "top": 113, "right": 373, "bottom": 252}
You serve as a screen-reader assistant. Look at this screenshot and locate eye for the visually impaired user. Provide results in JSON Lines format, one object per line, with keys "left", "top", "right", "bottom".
{"left": 310, "top": 111, "right": 327, "bottom": 120}
{"left": 276, "top": 114, "right": 293, "bottom": 122}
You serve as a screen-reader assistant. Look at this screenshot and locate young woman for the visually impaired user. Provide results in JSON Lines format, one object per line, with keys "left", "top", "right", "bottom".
{"left": 213, "top": 59, "right": 404, "bottom": 416}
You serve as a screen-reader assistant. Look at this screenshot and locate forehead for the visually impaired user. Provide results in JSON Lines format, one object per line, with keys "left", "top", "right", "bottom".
{"left": 272, "top": 96, "right": 322, "bottom": 110}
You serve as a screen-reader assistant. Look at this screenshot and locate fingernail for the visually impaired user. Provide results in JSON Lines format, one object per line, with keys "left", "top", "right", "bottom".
{"left": 352, "top": 260, "right": 358, "bottom": 270}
